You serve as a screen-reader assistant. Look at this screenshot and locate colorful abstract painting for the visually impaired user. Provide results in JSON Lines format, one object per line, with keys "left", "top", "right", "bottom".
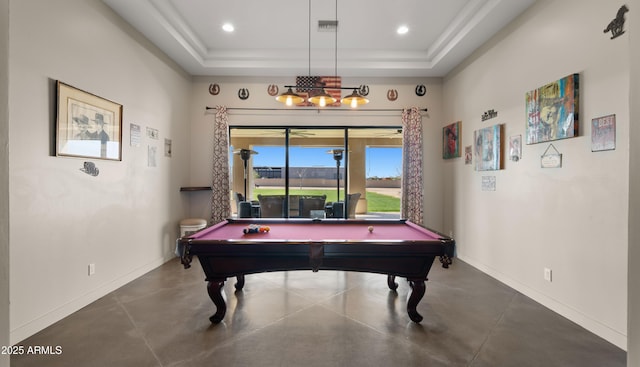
{"left": 295, "top": 76, "right": 342, "bottom": 107}
{"left": 525, "top": 74, "right": 579, "bottom": 145}
{"left": 442, "top": 121, "right": 461, "bottom": 159}
{"left": 474, "top": 124, "right": 502, "bottom": 171}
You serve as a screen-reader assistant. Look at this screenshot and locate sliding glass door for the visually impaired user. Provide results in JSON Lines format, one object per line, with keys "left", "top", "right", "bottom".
{"left": 230, "top": 128, "right": 285, "bottom": 218}
{"left": 229, "top": 126, "right": 402, "bottom": 219}
{"left": 288, "top": 128, "right": 346, "bottom": 218}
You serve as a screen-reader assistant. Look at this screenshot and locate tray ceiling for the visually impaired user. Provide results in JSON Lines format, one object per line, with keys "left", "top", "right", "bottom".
{"left": 102, "top": 0, "right": 536, "bottom": 77}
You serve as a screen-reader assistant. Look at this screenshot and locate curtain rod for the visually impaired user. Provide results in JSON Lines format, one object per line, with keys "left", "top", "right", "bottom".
{"left": 205, "top": 106, "right": 427, "bottom": 113}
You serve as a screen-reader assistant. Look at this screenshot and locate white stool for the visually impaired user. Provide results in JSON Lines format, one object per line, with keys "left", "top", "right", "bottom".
{"left": 179, "top": 218, "right": 207, "bottom": 237}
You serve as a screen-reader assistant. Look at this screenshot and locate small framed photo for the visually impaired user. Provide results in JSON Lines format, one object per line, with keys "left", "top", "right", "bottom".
{"left": 56, "top": 81, "right": 122, "bottom": 160}
{"left": 591, "top": 114, "right": 616, "bottom": 152}
{"left": 509, "top": 135, "right": 522, "bottom": 162}
{"left": 481, "top": 176, "right": 496, "bottom": 191}
{"left": 164, "top": 138, "right": 172, "bottom": 157}
{"left": 464, "top": 145, "right": 472, "bottom": 165}
{"left": 443, "top": 121, "right": 461, "bottom": 159}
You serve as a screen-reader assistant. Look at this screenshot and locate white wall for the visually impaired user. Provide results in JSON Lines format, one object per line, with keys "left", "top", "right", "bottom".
{"left": 443, "top": 0, "right": 629, "bottom": 349}
{"left": 627, "top": 0, "right": 639, "bottom": 364}
{"left": 187, "top": 76, "right": 445, "bottom": 231}
{"left": 0, "top": 0, "right": 9, "bottom": 364}
{"left": 9, "top": 0, "right": 192, "bottom": 343}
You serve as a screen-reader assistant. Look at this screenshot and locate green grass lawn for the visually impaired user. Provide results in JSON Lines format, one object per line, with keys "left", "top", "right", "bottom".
{"left": 252, "top": 188, "right": 400, "bottom": 212}
{"left": 365, "top": 192, "right": 400, "bottom": 212}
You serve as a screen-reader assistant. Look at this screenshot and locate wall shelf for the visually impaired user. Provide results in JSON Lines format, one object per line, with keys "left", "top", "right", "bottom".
{"left": 180, "top": 186, "right": 212, "bottom": 192}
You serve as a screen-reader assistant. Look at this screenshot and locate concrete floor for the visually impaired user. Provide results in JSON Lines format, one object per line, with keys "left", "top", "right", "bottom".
{"left": 12, "top": 258, "right": 625, "bottom": 367}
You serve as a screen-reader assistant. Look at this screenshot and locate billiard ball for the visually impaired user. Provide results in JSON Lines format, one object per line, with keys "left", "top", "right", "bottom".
{"left": 244, "top": 224, "right": 270, "bottom": 234}
{"left": 368, "top": 226, "right": 374, "bottom": 233}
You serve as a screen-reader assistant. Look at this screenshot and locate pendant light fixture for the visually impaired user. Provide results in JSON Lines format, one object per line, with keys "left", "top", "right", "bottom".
{"left": 342, "top": 88, "right": 369, "bottom": 108}
{"left": 276, "top": 0, "right": 312, "bottom": 106}
{"left": 275, "top": 87, "right": 305, "bottom": 106}
{"left": 309, "top": 0, "right": 338, "bottom": 107}
{"left": 307, "top": 90, "right": 336, "bottom": 107}
{"left": 276, "top": 0, "right": 368, "bottom": 107}
{"left": 336, "top": 0, "right": 368, "bottom": 108}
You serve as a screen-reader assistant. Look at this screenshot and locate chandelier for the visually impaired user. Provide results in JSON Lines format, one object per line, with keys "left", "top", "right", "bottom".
{"left": 276, "top": 0, "right": 369, "bottom": 108}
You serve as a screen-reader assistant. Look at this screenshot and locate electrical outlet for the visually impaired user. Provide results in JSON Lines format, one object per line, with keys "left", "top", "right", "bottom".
{"left": 544, "top": 268, "right": 552, "bottom": 282}
{"left": 88, "top": 263, "right": 96, "bottom": 276}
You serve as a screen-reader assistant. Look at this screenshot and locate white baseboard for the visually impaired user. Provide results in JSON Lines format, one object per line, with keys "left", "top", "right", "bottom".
{"left": 10, "top": 256, "right": 171, "bottom": 345}
{"left": 459, "top": 255, "right": 627, "bottom": 351}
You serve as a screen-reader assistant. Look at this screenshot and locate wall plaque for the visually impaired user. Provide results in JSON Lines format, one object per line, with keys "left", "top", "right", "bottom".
{"left": 541, "top": 144, "right": 562, "bottom": 168}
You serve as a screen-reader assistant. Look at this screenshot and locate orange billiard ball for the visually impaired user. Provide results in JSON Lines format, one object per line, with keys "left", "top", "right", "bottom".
{"left": 368, "top": 226, "right": 374, "bottom": 233}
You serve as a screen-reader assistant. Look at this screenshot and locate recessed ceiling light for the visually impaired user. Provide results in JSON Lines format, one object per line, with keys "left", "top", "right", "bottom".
{"left": 397, "top": 25, "right": 409, "bottom": 35}
{"left": 222, "top": 23, "right": 235, "bottom": 32}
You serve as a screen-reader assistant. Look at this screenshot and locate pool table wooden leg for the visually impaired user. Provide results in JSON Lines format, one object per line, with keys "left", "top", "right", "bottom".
{"left": 407, "top": 279, "right": 425, "bottom": 323}
{"left": 235, "top": 275, "right": 245, "bottom": 290}
{"left": 206, "top": 280, "right": 226, "bottom": 323}
{"left": 387, "top": 275, "right": 398, "bottom": 290}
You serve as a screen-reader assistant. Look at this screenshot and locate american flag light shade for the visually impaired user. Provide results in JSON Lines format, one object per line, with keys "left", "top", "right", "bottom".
{"left": 295, "top": 76, "right": 342, "bottom": 107}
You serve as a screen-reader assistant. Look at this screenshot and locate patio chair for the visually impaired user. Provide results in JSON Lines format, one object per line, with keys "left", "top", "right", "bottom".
{"left": 299, "top": 195, "right": 327, "bottom": 218}
{"left": 257, "top": 195, "right": 285, "bottom": 218}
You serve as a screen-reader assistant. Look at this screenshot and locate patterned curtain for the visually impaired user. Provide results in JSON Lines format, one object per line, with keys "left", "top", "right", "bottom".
{"left": 401, "top": 107, "right": 424, "bottom": 224}
{"left": 210, "top": 106, "right": 231, "bottom": 224}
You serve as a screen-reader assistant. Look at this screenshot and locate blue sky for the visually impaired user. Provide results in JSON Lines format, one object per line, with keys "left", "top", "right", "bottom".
{"left": 248, "top": 146, "right": 402, "bottom": 178}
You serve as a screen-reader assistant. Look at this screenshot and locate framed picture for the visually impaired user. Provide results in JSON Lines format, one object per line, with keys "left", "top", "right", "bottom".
{"left": 464, "top": 145, "right": 472, "bottom": 165}
{"left": 56, "top": 81, "right": 122, "bottom": 160}
{"left": 509, "top": 135, "right": 522, "bottom": 162}
{"left": 525, "top": 73, "right": 579, "bottom": 145}
{"left": 443, "top": 121, "right": 461, "bottom": 159}
{"left": 481, "top": 176, "right": 496, "bottom": 191}
{"left": 474, "top": 124, "right": 502, "bottom": 171}
{"left": 591, "top": 114, "right": 616, "bottom": 152}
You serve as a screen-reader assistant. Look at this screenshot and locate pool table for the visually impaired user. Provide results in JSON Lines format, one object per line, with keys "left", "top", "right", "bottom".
{"left": 179, "top": 218, "right": 455, "bottom": 323}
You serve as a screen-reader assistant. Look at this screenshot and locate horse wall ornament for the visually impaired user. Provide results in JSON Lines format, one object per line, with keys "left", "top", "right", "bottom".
{"left": 603, "top": 5, "right": 629, "bottom": 39}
